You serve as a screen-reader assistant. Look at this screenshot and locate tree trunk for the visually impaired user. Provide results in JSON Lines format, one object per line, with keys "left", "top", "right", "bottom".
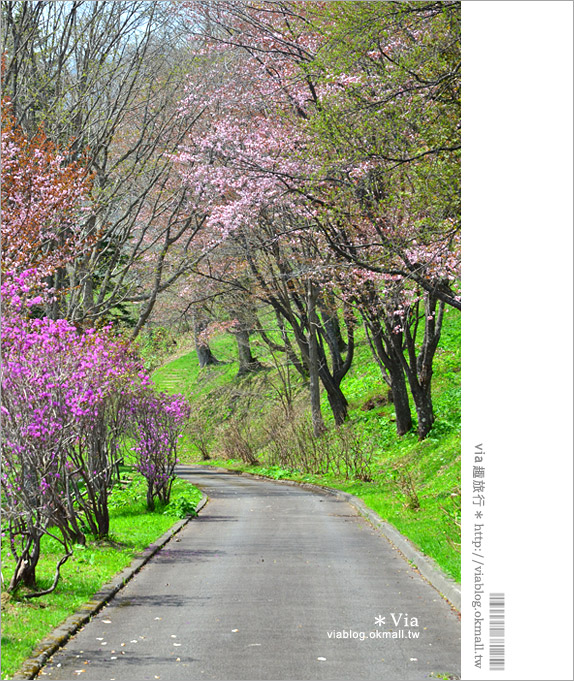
{"left": 390, "top": 333, "right": 435, "bottom": 440}
{"left": 387, "top": 294, "right": 444, "bottom": 440}
{"left": 94, "top": 498, "right": 110, "bottom": 538}
{"left": 410, "top": 382, "right": 435, "bottom": 439}
{"left": 307, "top": 284, "right": 326, "bottom": 436}
{"left": 193, "top": 314, "right": 222, "bottom": 368}
{"left": 323, "top": 380, "right": 349, "bottom": 426}
{"left": 21, "top": 552, "right": 39, "bottom": 589}
{"left": 364, "top": 317, "right": 413, "bottom": 436}
{"left": 80, "top": 235, "right": 96, "bottom": 323}
{"left": 11, "top": 531, "right": 41, "bottom": 591}
{"left": 319, "top": 296, "right": 347, "bottom": 353}
{"left": 388, "top": 364, "right": 413, "bottom": 436}
{"left": 146, "top": 485, "right": 155, "bottom": 512}
{"left": 56, "top": 483, "right": 86, "bottom": 546}
{"left": 87, "top": 423, "right": 112, "bottom": 538}
{"left": 234, "top": 328, "right": 264, "bottom": 376}
{"left": 314, "top": 299, "right": 354, "bottom": 427}
{"left": 197, "top": 343, "right": 222, "bottom": 368}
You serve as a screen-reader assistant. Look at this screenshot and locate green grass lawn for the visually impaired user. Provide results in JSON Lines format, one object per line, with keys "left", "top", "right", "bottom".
{"left": 152, "top": 306, "right": 461, "bottom": 582}
{"left": 0, "top": 474, "right": 201, "bottom": 679}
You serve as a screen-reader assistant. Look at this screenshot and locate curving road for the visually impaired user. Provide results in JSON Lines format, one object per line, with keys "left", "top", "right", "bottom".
{"left": 39, "top": 467, "right": 460, "bottom": 680}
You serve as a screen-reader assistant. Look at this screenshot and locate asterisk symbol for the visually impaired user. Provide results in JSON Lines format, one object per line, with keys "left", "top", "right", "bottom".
{"left": 375, "top": 615, "right": 385, "bottom": 627}
{"left": 475, "top": 510, "right": 483, "bottom": 518}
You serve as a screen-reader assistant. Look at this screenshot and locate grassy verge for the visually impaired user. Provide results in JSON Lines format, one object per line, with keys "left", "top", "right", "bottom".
{"left": 152, "top": 307, "right": 461, "bottom": 583}
{"left": 0, "top": 473, "right": 201, "bottom": 679}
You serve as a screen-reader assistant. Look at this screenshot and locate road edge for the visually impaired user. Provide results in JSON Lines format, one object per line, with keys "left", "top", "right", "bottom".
{"left": 190, "top": 465, "right": 461, "bottom": 612}
{"left": 11, "top": 494, "right": 208, "bottom": 681}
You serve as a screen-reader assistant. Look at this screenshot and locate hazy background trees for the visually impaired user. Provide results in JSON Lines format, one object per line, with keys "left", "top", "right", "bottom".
{"left": 2, "top": 0, "right": 207, "bottom": 330}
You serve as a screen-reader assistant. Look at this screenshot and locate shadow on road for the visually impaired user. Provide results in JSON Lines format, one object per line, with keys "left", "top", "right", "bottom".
{"left": 112, "top": 593, "right": 211, "bottom": 608}
{"left": 154, "top": 547, "right": 227, "bottom": 564}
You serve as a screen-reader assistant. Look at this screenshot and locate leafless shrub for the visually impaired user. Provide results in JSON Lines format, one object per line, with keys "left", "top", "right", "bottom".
{"left": 222, "top": 421, "right": 259, "bottom": 465}
{"left": 186, "top": 412, "right": 213, "bottom": 460}
{"left": 264, "top": 413, "right": 373, "bottom": 480}
{"left": 331, "top": 425, "right": 374, "bottom": 482}
{"left": 390, "top": 461, "right": 421, "bottom": 510}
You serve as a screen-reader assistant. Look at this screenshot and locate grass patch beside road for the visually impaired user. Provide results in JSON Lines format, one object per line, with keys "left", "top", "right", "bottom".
{"left": 0, "top": 474, "right": 201, "bottom": 680}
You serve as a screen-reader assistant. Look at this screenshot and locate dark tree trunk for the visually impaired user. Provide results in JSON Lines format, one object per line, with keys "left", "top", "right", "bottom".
{"left": 193, "top": 314, "right": 222, "bottom": 368}
{"left": 10, "top": 531, "right": 41, "bottom": 591}
{"left": 386, "top": 294, "right": 445, "bottom": 440}
{"left": 322, "top": 378, "right": 349, "bottom": 425}
{"left": 146, "top": 485, "right": 155, "bottom": 512}
{"left": 410, "top": 383, "right": 434, "bottom": 439}
{"left": 389, "top": 364, "right": 413, "bottom": 436}
{"left": 315, "top": 298, "right": 355, "bottom": 426}
{"left": 65, "top": 524, "right": 86, "bottom": 546}
{"left": 55, "top": 484, "right": 86, "bottom": 546}
{"left": 307, "top": 283, "right": 326, "bottom": 436}
{"left": 364, "top": 316, "right": 413, "bottom": 436}
{"left": 196, "top": 343, "right": 222, "bottom": 368}
{"left": 94, "top": 498, "right": 110, "bottom": 538}
{"left": 21, "top": 546, "right": 40, "bottom": 589}
{"left": 79, "top": 231, "right": 96, "bottom": 323}
{"left": 88, "top": 424, "right": 111, "bottom": 538}
{"left": 234, "top": 328, "right": 264, "bottom": 376}
{"left": 318, "top": 295, "right": 347, "bottom": 353}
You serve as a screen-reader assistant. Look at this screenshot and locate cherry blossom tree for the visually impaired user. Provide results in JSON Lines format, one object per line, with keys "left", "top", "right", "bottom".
{"left": 173, "top": 1, "right": 460, "bottom": 438}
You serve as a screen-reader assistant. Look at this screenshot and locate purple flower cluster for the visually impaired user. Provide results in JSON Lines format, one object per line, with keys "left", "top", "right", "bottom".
{"left": 1, "top": 281, "right": 190, "bottom": 594}
{"left": 127, "top": 390, "right": 190, "bottom": 511}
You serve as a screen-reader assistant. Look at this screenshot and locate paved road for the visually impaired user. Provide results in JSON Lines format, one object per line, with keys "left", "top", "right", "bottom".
{"left": 39, "top": 467, "right": 460, "bottom": 680}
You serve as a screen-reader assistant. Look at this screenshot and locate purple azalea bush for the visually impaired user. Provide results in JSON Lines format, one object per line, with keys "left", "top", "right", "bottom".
{"left": 1, "top": 272, "right": 190, "bottom": 595}
{"left": 127, "top": 390, "right": 190, "bottom": 511}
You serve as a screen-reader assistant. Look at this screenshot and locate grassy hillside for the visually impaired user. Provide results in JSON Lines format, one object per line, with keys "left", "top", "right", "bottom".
{"left": 152, "top": 307, "right": 461, "bottom": 581}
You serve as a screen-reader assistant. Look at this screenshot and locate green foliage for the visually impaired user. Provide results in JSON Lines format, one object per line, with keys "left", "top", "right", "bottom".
{"left": 152, "top": 331, "right": 237, "bottom": 397}
{"left": 163, "top": 496, "right": 198, "bottom": 518}
{"left": 163, "top": 479, "right": 203, "bottom": 518}
{"left": 302, "top": 0, "right": 461, "bottom": 244}
{"left": 137, "top": 327, "right": 180, "bottom": 371}
{"left": 248, "top": 464, "right": 295, "bottom": 480}
{"left": 107, "top": 473, "right": 149, "bottom": 510}
{"left": 108, "top": 472, "right": 202, "bottom": 518}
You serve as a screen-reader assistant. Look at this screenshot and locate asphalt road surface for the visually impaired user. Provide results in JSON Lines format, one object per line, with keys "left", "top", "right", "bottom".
{"left": 39, "top": 467, "right": 460, "bottom": 681}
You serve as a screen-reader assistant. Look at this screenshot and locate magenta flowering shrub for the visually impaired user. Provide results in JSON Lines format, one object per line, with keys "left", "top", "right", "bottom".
{"left": 1, "top": 272, "right": 190, "bottom": 595}
{"left": 1, "top": 294, "right": 151, "bottom": 593}
{"left": 1, "top": 315, "right": 87, "bottom": 593}
{"left": 63, "top": 339, "right": 150, "bottom": 540}
{"left": 1, "top": 268, "right": 55, "bottom": 313}
{"left": 127, "top": 390, "right": 190, "bottom": 511}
